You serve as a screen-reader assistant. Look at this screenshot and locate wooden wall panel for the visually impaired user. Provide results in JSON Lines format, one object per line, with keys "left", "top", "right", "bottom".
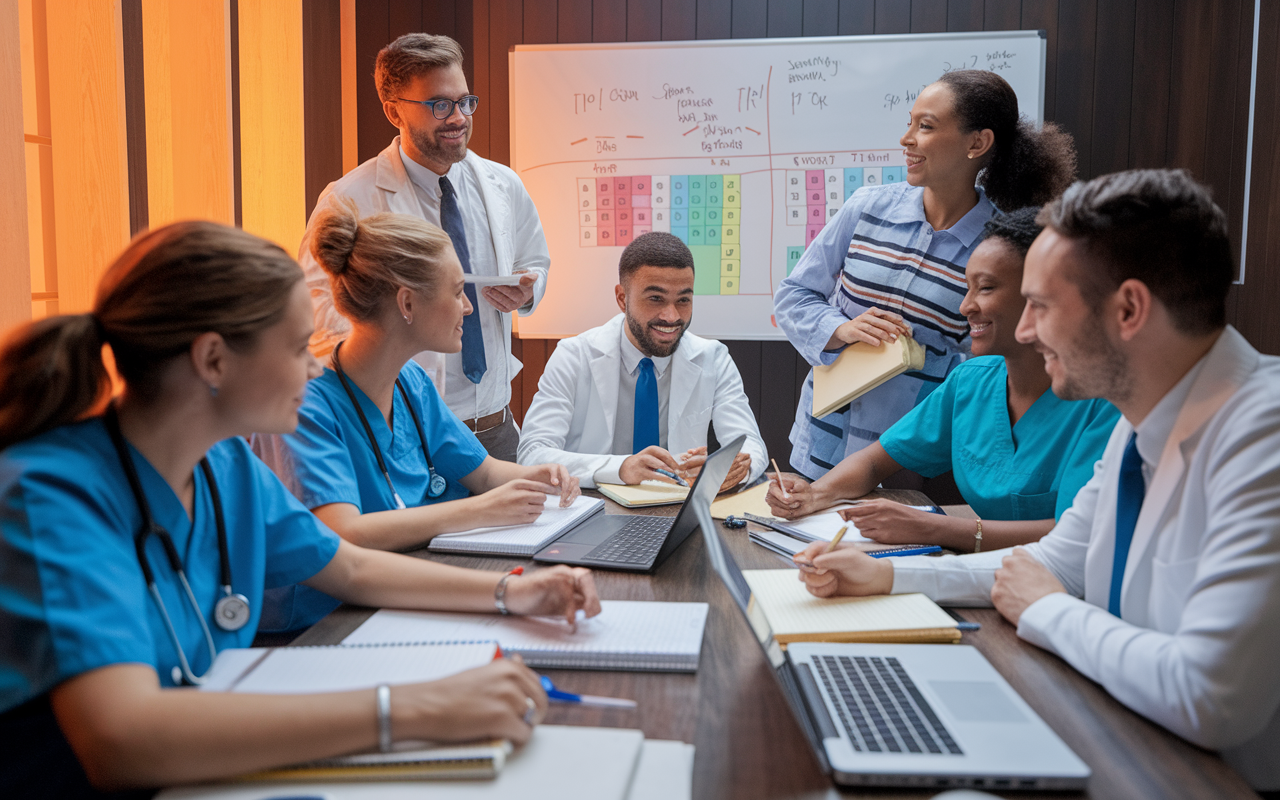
{"left": 627, "top": 0, "right": 661, "bottom": 42}
{"left": 874, "top": 0, "right": 910, "bottom": 34}
{"left": 303, "top": 0, "right": 342, "bottom": 218}
{"left": 524, "top": 0, "right": 557, "bottom": 43}
{"left": 802, "top": 0, "right": 838, "bottom": 37}
{"left": 593, "top": 0, "right": 626, "bottom": 42}
{"left": 1127, "top": 0, "right": 1172, "bottom": 169}
{"left": 1053, "top": 0, "right": 1097, "bottom": 178}
{"left": 661, "top": 0, "right": 695, "bottom": 40}
{"left": 732, "top": 0, "right": 766, "bottom": 39}
{"left": 355, "top": 0, "right": 394, "bottom": 164}
{"left": 46, "top": 0, "right": 132, "bottom": 314}
{"left": 766, "top": 1, "right": 801, "bottom": 37}
{"left": 558, "top": 0, "right": 591, "bottom": 43}
{"left": 1, "top": 0, "right": 32, "bottom": 335}
{"left": 910, "top": 0, "right": 948, "bottom": 33}
{"left": 837, "top": 0, "right": 874, "bottom": 35}
{"left": 1089, "top": 0, "right": 1136, "bottom": 177}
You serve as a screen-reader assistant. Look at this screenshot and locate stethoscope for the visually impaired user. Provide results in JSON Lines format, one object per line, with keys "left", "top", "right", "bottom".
{"left": 104, "top": 406, "right": 250, "bottom": 686}
{"left": 331, "top": 341, "right": 447, "bottom": 508}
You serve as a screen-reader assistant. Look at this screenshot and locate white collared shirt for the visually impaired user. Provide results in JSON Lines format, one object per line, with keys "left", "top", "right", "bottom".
{"left": 610, "top": 323, "right": 673, "bottom": 456}
{"left": 400, "top": 149, "right": 512, "bottom": 418}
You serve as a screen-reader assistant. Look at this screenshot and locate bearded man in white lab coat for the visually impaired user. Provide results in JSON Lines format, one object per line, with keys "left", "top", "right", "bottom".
{"left": 518, "top": 232, "right": 767, "bottom": 491}
{"left": 790, "top": 169, "right": 1280, "bottom": 792}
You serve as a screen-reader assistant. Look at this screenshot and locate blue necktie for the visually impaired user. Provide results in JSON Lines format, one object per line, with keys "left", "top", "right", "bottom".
{"left": 633, "top": 358, "right": 660, "bottom": 453}
{"left": 439, "top": 176, "right": 486, "bottom": 384}
{"left": 1109, "top": 432, "right": 1145, "bottom": 617}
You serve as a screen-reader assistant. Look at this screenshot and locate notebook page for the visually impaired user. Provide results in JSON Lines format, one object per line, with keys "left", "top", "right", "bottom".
{"left": 207, "top": 642, "right": 498, "bottom": 694}
{"left": 741, "top": 569, "right": 956, "bottom": 636}
{"left": 781, "top": 510, "right": 873, "bottom": 543}
{"left": 429, "top": 494, "right": 603, "bottom": 547}
{"left": 342, "top": 600, "right": 708, "bottom": 657}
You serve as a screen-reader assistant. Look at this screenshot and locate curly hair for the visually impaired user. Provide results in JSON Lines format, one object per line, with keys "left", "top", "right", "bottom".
{"left": 979, "top": 206, "right": 1043, "bottom": 257}
{"left": 936, "top": 71, "right": 1077, "bottom": 210}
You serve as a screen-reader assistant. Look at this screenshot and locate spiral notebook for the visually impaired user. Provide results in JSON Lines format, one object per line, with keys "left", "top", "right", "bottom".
{"left": 342, "top": 600, "right": 709, "bottom": 672}
{"left": 200, "top": 641, "right": 511, "bottom": 780}
{"left": 427, "top": 495, "right": 606, "bottom": 556}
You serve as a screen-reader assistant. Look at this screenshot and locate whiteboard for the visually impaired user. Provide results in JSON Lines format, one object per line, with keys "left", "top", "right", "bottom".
{"left": 510, "top": 31, "right": 1047, "bottom": 340}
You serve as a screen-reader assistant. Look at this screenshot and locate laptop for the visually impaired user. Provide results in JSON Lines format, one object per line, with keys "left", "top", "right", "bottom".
{"left": 533, "top": 435, "right": 746, "bottom": 572}
{"left": 692, "top": 487, "right": 1091, "bottom": 791}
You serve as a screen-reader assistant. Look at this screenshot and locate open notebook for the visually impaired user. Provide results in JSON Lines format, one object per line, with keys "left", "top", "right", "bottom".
{"left": 427, "top": 495, "right": 605, "bottom": 556}
{"left": 201, "top": 642, "right": 512, "bottom": 780}
{"left": 342, "top": 600, "right": 709, "bottom": 672}
{"left": 741, "top": 569, "right": 961, "bottom": 644}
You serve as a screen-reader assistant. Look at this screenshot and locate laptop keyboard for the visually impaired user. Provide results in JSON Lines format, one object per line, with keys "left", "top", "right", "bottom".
{"left": 581, "top": 516, "right": 675, "bottom": 564}
{"left": 812, "top": 655, "right": 963, "bottom": 755}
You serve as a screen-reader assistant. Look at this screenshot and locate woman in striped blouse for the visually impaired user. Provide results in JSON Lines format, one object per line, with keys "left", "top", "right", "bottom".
{"left": 775, "top": 69, "right": 1077, "bottom": 480}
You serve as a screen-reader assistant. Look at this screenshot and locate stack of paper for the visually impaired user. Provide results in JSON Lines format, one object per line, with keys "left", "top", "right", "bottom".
{"left": 427, "top": 495, "right": 605, "bottom": 556}
{"left": 812, "top": 335, "right": 926, "bottom": 417}
{"left": 742, "top": 569, "right": 961, "bottom": 644}
{"left": 342, "top": 600, "right": 710, "bottom": 672}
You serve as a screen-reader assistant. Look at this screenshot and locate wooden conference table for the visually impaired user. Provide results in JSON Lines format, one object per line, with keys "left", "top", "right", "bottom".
{"left": 293, "top": 490, "right": 1259, "bottom": 800}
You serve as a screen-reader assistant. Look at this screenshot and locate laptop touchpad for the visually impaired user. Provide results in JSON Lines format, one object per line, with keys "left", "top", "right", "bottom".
{"left": 929, "top": 681, "right": 1028, "bottom": 723}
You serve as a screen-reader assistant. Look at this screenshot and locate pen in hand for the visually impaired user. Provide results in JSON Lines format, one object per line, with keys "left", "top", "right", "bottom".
{"left": 653, "top": 468, "right": 689, "bottom": 487}
{"left": 770, "top": 458, "right": 790, "bottom": 501}
{"left": 826, "top": 525, "right": 849, "bottom": 553}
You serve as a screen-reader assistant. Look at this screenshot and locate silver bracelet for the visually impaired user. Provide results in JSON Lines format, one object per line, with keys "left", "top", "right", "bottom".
{"left": 973, "top": 518, "right": 984, "bottom": 554}
{"left": 376, "top": 684, "right": 393, "bottom": 753}
{"left": 494, "top": 567, "right": 522, "bottom": 615}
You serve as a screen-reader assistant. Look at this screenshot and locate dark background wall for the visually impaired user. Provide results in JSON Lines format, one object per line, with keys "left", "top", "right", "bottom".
{"left": 303, "top": 0, "right": 1280, "bottom": 469}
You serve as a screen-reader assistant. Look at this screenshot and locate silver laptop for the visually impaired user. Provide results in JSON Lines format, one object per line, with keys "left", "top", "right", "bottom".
{"left": 693, "top": 489, "right": 1091, "bottom": 791}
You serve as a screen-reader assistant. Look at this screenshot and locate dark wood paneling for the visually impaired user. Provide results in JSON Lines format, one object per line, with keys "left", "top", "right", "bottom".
{"left": 984, "top": 0, "right": 1022, "bottom": 30}
{"left": 696, "top": 0, "right": 732, "bottom": 39}
{"left": 1053, "top": 0, "right": 1097, "bottom": 178}
{"left": 661, "top": 0, "right": 696, "bottom": 40}
{"left": 837, "top": 0, "right": 875, "bottom": 35}
{"left": 524, "top": 0, "right": 558, "bottom": 43}
{"left": 626, "top": 0, "right": 662, "bottom": 42}
{"left": 910, "top": 0, "right": 949, "bottom": 33}
{"left": 388, "top": 0, "right": 423, "bottom": 38}
{"left": 487, "top": 0, "right": 523, "bottom": 166}
{"left": 765, "top": 0, "right": 802, "bottom": 37}
{"left": 355, "top": 0, "right": 393, "bottom": 163}
{"left": 1019, "top": 0, "right": 1058, "bottom": 128}
{"left": 423, "top": 0, "right": 457, "bottom": 34}
{"left": 303, "top": 0, "right": 344, "bottom": 218}
{"left": 731, "top": 0, "right": 767, "bottom": 39}
{"left": 121, "top": 0, "right": 148, "bottom": 235}
{"left": 1089, "top": 0, "right": 1136, "bottom": 177}
{"left": 1127, "top": 0, "right": 1173, "bottom": 169}
{"left": 873, "top": 0, "right": 910, "bottom": 34}
{"left": 801, "top": 0, "right": 838, "bottom": 36}
{"left": 558, "top": 0, "right": 592, "bottom": 42}
{"left": 1167, "top": 0, "right": 1214, "bottom": 178}
{"left": 948, "top": 0, "right": 986, "bottom": 31}
{"left": 592, "top": 0, "right": 627, "bottom": 41}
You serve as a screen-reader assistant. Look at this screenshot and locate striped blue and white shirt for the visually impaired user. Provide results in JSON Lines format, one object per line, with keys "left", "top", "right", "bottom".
{"left": 775, "top": 181, "right": 995, "bottom": 479}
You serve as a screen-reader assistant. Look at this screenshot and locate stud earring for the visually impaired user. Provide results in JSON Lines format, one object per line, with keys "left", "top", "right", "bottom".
{"left": 404, "top": 315, "right": 411, "bottom": 325}
{"left": 967, "top": 153, "right": 974, "bottom": 159}
{"left": 209, "top": 385, "right": 218, "bottom": 398}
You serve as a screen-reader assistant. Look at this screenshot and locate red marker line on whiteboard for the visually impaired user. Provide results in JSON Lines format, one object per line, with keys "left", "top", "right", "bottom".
{"left": 570, "top": 138, "right": 587, "bottom": 145}
{"left": 682, "top": 126, "right": 699, "bottom": 136}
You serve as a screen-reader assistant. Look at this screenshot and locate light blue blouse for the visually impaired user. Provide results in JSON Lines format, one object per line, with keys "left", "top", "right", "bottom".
{"left": 0, "top": 420, "right": 340, "bottom": 711}
{"left": 261, "top": 361, "right": 488, "bottom": 631}
{"left": 879, "top": 356, "right": 1121, "bottom": 521}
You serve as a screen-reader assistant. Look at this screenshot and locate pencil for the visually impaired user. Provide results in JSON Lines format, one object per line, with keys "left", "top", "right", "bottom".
{"left": 770, "top": 458, "right": 790, "bottom": 500}
{"left": 826, "top": 525, "right": 849, "bottom": 553}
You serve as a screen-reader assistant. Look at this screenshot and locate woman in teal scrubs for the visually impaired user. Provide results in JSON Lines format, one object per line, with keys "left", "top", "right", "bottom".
{"left": 0, "top": 222, "right": 598, "bottom": 799}
{"left": 259, "top": 201, "right": 586, "bottom": 630}
{"left": 767, "top": 207, "right": 1119, "bottom": 552}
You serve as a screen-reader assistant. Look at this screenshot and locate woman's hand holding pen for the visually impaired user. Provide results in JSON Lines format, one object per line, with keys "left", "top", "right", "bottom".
{"left": 504, "top": 566, "right": 602, "bottom": 626}
{"left": 525, "top": 463, "right": 581, "bottom": 507}
{"left": 402, "top": 659, "right": 548, "bottom": 745}
{"left": 837, "top": 500, "right": 935, "bottom": 545}
{"left": 826, "top": 307, "right": 913, "bottom": 350}
{"left": 473, "top": 479, "right": 557, "bottom": 527}
{"left": 792, "top": 541, "right": 894, "bottom": 598}
{"left": 765, "top": 473, "right": 828, "bottom": 519}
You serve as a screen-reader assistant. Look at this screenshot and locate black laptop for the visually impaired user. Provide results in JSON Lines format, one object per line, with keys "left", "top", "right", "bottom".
{"left": 532, "top": 435, "right": 745, "bottom": 572}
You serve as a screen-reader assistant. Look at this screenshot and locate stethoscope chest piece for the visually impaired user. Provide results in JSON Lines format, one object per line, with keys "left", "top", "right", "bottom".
{"left": 427, "top": 470, "right": 448, "bottom": 499}
{"left": 215, "top": 591, "right": 252, "bottom": 631}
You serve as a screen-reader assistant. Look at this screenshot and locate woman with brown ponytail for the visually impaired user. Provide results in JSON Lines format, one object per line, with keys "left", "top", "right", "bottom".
{"left": 0, "top": 222, "right": 599, "bottom": 799}
{"left": 775, "top": 69, "right": 1077, "bottom": 484}
{"left": 257, "top": 200, "right": 586, "bottom": 631}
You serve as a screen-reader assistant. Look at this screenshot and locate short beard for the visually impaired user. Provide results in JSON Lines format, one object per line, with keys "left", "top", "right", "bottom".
{"left": 626, "top": 308, "right": 688, "bottom": 358}
{"left": 1052, "top": 322, "right": 1132, "bottom": 404}
{"left": 408, "top": 124, "right": 468, "bottom": 170}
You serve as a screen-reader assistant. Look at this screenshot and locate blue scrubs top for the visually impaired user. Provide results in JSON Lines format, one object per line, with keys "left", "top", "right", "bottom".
{"left": 879, "top": 356, "right": 1121, "bottom": 521}
{"left": 0, "top": 419, "right": 341, "bottom": 712}
{"left": 262, "top": 361, "right": 488, "bottom": 630}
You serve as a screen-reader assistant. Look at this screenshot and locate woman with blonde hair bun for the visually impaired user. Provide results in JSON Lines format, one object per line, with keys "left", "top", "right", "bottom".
{"left": 259, "top": 198, "right": 588, "bottom": 630}
{"left": 0, "top": 221, "right": 598, "bottom": 799}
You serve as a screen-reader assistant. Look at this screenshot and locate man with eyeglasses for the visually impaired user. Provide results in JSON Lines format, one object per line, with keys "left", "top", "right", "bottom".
{"left": 299, "top": 33, "right": 549, "bottom": 461}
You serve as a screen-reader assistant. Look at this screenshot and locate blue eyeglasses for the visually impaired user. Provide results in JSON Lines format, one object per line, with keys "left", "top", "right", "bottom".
{"left": 396, "top": 94, "right": 480, "bottom": 120}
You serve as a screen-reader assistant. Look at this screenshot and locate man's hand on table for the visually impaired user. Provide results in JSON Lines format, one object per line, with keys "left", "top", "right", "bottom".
{"left": 991, "top": 547, "right": 1066, "bottom": 626}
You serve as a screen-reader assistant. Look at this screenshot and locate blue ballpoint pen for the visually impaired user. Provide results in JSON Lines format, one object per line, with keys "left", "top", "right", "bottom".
{"left": 540, "top": 676, "right": 638, "bottom": 709}
{"left": 653, "top": 468, "right": 689, "bottom": 487}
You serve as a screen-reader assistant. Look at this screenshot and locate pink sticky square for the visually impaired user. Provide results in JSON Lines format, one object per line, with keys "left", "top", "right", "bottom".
{"left": 632, "top": 176, "right": 651, "bottom": 194}
{"left": 631, "top": 195, "right": 651, "bottom": 207}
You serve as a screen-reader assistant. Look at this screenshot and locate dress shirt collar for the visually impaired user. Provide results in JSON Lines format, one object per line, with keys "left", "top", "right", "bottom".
{"left": 619, "top": 321, "right": 673, "bottom": 377}
{"left": 1130, "top": 341, "right": 1216, "bottom": 471}
{"left": 884, "top": 184, "right": 993, "bottom": 247}
{"left": 399, "top": 146, "right": 465, "bottom": 200}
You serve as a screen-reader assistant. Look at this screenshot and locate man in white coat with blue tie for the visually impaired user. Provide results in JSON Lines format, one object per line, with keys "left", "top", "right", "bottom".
{"left": 792, "top": 169, "right": 1280, "bottom": 793}
{"left": 518, "top": 232, "right": 767, "bottom": 491}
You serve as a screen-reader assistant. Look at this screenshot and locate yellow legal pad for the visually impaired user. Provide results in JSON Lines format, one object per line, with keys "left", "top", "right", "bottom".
{"left": 811, "top": 335, "right": 926, "bottom": 418}
{"left": 597, "top": 482, "right": 689, "bottom": 507}
{"left": 741, "top": 569, "right": 961, "bottom": 644}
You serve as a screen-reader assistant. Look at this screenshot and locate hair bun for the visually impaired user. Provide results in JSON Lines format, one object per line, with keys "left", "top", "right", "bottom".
{"left": 310, "top": 196, "right": 362, "bottom": 277}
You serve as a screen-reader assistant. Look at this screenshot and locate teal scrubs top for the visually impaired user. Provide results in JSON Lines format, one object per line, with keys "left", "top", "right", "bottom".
{"left": 879, "top": 356, "right": 1121, "bottom": 521}
{"left": 262, "top": 360, "right": 488, "bottom": 631}
{"left": 0, "top": 419, "right": 341, "bottom": 710}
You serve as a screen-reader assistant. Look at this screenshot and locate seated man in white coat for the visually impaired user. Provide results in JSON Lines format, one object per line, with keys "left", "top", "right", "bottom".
{"left": 791, "top": 169, "right": 1280, "bottom": 793}
{"left": 518, "top": 232, "right": 767, "bottom": 491}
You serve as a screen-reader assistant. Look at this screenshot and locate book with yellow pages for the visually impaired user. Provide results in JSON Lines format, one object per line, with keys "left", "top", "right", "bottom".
{"left": 597, "top": 481, "right": 689, "bottom": 507}
{"left": 811, "top": 335, "right": 926, "bottom": 418}
{"left": 741, "top": 569, "right": 961, "bottom": 644}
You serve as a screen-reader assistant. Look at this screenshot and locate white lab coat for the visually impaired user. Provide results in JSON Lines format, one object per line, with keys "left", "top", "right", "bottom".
{"left": 299, "top": 138, "right": 550, "bottom": 402}
{"left": 517, "top": 314, "right": 768, "bottom": 488}
{"left": 891, "top": 326, "right": 1280, "bottom": 789}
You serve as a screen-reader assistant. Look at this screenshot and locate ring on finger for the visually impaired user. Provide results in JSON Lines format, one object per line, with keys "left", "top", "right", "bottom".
{"left": 523, "top": 696, "right": 538, "bottom": 725}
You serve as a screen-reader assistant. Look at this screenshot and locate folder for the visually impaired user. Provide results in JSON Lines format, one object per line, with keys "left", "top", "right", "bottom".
{"left": 811, "top": 335, "right": 926, "bottom": 418}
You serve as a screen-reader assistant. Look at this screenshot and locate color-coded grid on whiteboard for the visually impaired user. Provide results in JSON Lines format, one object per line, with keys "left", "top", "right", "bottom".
{"left": 784, "top": 166, "right": 905, "bottom": 260}
{"left": 577, "top": 175, "right": 742, "bottom": 295}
